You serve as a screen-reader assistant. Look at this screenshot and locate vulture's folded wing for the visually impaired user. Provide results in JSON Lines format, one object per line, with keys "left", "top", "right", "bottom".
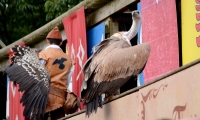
{"left": 81, "top": 39, "right": 150, "bottom": 117}
{"left": 5, "top": 45, "right": 50, "bottom": 120}
{"left": 81, "top": 39, "right": 150, "bottom": 100}
{"left": 84, "top": 39, "right": 150, "bottom": 83}
{"left": 94, "top": 42, "right": 150, "bottom": 83}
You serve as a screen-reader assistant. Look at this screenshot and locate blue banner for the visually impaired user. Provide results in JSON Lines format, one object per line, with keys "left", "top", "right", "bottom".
{"left": 86, "top": 22, "right": 105, "bottom": 57}
{"left": 137, "top": 2, "right": 145, "bottom": 86}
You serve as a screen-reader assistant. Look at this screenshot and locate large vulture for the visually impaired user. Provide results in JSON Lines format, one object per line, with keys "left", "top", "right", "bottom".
{"left": 5, "top": 45, "right": 50, "bottom": 120}
{"left": 81, "top": 10, "right": 150, "bottom": 117}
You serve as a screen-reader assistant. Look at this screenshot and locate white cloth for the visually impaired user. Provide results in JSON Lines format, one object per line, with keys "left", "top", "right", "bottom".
{"left": 44, "top": 44, "right": 61, "bottom": 50}
{"left": 67, "top": 65, "right": 74, "bottom": 92}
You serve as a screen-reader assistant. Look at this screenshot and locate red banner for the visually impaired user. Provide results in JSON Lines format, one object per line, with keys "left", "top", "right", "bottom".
{"left": 7, "top": 42, "right": 25, "bottom": 120}
{"left": 62, "top": 7, "right": 88, "bottom": 109}
{"left": 8, "top": 82, "right": 24, "bottom": 120}
{"left": 141, "top": 0, "right": 179, "bottom": 83}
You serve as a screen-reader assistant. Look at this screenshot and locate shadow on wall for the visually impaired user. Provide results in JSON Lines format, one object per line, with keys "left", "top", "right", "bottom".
{"left": 157, "top": 118, "right": 172, "bottom": 120}
{"left": 180, "top": 117, "right": 200, "bottom": 120}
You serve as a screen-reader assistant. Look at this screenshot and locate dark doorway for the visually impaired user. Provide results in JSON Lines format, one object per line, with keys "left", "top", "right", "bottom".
{"left": 0, "top": 71, "right": 7, "bottom": 119}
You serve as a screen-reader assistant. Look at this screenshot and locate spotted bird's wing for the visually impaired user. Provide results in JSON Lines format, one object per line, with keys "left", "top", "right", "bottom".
{"left": 5, "top": 45, "right": 50, "bottom": 120}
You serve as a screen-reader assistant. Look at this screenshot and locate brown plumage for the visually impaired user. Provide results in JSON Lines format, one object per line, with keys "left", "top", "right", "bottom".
{"left": 5, "top": 45, "right": 50, "bottom": 120}
{"left": 81, "top": 10, "right": 150, "bottom": 117}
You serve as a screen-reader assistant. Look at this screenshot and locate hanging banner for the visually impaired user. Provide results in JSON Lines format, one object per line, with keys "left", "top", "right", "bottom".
{"left": 87, "top": 22, "right": 105, "bottom": 57}
{"left": 7, "top": 42, "right": 25, "bottom": 120}
{"left": 6, "top": 76, "right": 9, "bottom": 119}
{"left": 141, "top": 0, "right": 179, "bottom": 83}
{"left": 8, "top": 81, "right": 24, "bottom": 120}
{"left": 182, "top": 0, "right": 200, "bottom": 65}
{"left": 137, "top": 2, "right": 145, "bottom": 86}
{"left": 62, "top": 7, "right": 88, "bottom": 109}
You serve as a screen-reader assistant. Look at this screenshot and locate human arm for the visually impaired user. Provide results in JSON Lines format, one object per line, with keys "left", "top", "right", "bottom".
{"left": 67, "top": 65, "right": 74, "bottom": 91}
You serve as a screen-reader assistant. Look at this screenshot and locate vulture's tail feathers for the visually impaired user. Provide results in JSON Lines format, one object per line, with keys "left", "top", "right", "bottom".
{"left": 85, "top": 96, "right": 102, "bottom": 117}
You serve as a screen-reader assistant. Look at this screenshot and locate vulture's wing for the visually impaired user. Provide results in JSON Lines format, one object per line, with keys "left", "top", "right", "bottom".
{"left": 81, "top": 38, "right": 150, "bottom": 116}
{"left": 94, "top": 41, "right": 150, "bottom": 83}
{"left": 5, "top": 45, "right": 50, "bottom": 120}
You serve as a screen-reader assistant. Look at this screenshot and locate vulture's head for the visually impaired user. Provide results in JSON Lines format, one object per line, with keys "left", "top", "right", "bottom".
{"left": 110, "top": 10, "right": 141, "bottom": 44}
{"left": 132, "top": 10, "right": 141, "bottom": 20}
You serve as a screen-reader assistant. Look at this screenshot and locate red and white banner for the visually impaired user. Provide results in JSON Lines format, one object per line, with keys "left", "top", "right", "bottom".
{"left": 62, "top": 7, "right": 88, "bottom": 109}
{"left": 8, "top": 82, "right": 24, "bottom": 120}
{"left": 7, "top": 42, "right": 26, "bottom": 120}
{"left": 141, "top": 0, "right": 179, "bottom": 83}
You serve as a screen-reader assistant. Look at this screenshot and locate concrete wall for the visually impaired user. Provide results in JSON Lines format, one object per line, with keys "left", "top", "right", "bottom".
{"left": 60, "top": 59, "right": 200, "bottom": 120}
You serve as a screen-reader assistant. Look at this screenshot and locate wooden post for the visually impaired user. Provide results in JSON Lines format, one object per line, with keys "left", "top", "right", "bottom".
{"left": 0, "top": 39, "right": 6, "bottom": 48}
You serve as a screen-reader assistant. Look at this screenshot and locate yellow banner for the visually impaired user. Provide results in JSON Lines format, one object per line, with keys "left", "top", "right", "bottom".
{"left": 182, "top": 0, "right": 200, "bottom": 65}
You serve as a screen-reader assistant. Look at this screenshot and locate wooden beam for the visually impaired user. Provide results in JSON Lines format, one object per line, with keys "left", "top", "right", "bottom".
{"left": 0, "top": 59, "right": 9, "bottom": 71}
{"left": 86, "top": 0, "right": 139, "bottom": 28}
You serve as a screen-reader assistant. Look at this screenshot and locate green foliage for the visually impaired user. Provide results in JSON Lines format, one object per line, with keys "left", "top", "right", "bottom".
{"left": 44, "top": 0, "right": 83, "bottom": 21}
{"left": 0, "top": 0, "right": 82, "bottom": 45}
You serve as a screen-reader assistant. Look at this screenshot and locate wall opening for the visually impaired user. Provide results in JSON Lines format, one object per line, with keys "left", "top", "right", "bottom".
{"left": 176, "top": 0, "right": 182, "bottom": 67}
{"left": 0, "top": 71, "right": 7, "bottom": 119}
